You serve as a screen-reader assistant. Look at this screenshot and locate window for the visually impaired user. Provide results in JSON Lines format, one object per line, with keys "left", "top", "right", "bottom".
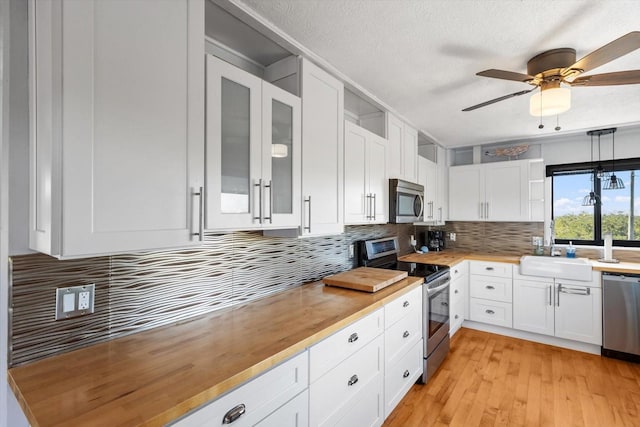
{"left": 548, "top": 159, "right": 640, "bottom": 247}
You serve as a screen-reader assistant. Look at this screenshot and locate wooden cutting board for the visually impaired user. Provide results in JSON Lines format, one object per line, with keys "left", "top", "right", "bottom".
{"left": 323, "top": 267, "right": 408, "bottom": 292}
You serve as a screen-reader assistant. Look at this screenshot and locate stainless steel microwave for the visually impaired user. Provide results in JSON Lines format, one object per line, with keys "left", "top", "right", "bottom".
{"left": 389, "top": 179, "right": 424, "bottom": 223}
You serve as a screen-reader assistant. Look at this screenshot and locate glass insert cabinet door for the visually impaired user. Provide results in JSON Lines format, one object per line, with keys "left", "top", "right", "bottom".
{"left": 261, "top": 81, "right": 301, "bottom": 228}
{"left": 206, "top": 54, "right": 262, "bottom": 229}
{"left": 206, "top": 54, "right": 300, "bottom": 230}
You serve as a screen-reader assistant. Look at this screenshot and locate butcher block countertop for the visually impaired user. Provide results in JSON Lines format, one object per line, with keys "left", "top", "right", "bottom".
{"left": 399, "top": 250, "right": 521, "bottom": 266}
{"left": 8, "top": 276, "right": 423, "bottom": 427}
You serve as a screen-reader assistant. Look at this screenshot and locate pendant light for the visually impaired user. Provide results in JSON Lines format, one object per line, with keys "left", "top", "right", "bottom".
{"left": 603, "top": 128, "right": 625, "bottom": 190}
{"left": 595, "top": 133, "right": 610, "bottom": 182}
{"left": 582, "top": 133, "right": 600, "bottom": 207}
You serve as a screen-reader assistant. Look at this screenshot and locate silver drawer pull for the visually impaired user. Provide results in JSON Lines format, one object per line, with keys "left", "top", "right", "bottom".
{"left": 485, "top": 309, "right": 495, "bottom": 315}
{"left": 454, "top": 289, "right": 459, "bottom": 294}
{"left": 403, "top": 300, "right": 410, "bottom": 308}
{"left": 403, "top": 370, "right": 410, "bottom": 378}
{"left": 348, "top": 374, "right": 359, "bottom": 386}
{"left": 485, "top": 285, "right": 495, "bottom": 290}
{"left": 222, "top": 404, "right": 246, "bottom": 424}
{"left": 441, "top": 301, "right": 448, "bottom": 307}
{"left": 348, "top": 332, "right": 359, "bottom": 343}
{"left": 454, "top": 269, "right": 458, "bottom": 274}
{"left": 403, "top": 330, "right": 410, "bottom": 338}
{"left": 454, "top": 314, "right": 459, "bottom": 319}
{"left": 485, "top": 267, "right": 494, "bottom": 271}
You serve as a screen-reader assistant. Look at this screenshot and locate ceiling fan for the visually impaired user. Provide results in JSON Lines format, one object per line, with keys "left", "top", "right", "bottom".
{"left": 462, "top": 31, "right": 640, "bottom": 114}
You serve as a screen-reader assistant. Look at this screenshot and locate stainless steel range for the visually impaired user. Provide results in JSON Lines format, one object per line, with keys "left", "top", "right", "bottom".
{"left": 357, "top": 236, "right": 451, "bottom": 383}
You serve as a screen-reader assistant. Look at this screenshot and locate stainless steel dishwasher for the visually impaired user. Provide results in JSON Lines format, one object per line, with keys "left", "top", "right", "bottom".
{"left": 602, "top": 272, "right": 640, "bottom": 362}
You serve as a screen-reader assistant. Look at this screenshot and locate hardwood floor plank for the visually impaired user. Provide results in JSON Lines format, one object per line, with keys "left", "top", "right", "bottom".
{"left": 383, "top": 327, "right": 640, "bottom": 427}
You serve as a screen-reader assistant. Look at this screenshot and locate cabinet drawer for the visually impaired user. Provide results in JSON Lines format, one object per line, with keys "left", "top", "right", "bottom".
{"left": 327, "top": 371, "right": 383, "bottom": 427}
{"left": 470, "top": 298, "right": 513, "bottom": 328}
{"left": 172, "top": 351, "right": 308, "bottom": 427}
{"left": 470, "top": 275, "right": 512, "bottom": 302}
{"left": 384, "top": 303, "right": 422, "bottom": 366}
{"left": 255, "top": 390, "right": 308, "bottom": 427}
{"left": 385, "top": 285, "right": 422, "bottom": 329}
{"left": 470, "top": 261, "right": 513, "bottom": 278}
{"left": 384, "top": 339, "right": 423, "bottom": 418}
{"left": 310, "top": 334, "right": 383, "bottom": 426}
{"left": 310, "top": 308, "right": 383, "bottom": 382}
{"left": 450, "top": 261, "right": 468, "bottom": 281}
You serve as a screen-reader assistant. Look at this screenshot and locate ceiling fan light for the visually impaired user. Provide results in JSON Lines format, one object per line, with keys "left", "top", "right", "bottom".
{"left": 529, "top": 87, "right": 571, "bottom": 116}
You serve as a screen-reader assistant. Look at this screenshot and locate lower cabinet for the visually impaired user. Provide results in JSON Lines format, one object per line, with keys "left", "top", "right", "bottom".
{"left": 513, "top": 268, "right": 602, "bottom": 345}
{"left": 449, "top": 261, "right": 468, "bottom": 336}
{"left": 171, "top": 351, "right": 309, "bottom": 426}
{"left": 469, "top": 261, "right": 514, "bottom": 328}
{"left": 383, "top": 286, "right": 423, "bottom": 417}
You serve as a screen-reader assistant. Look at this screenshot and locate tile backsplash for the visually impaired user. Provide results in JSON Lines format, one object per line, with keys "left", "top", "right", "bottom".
{"left": 9, "top": 224, "right": 412, "bottom": 366}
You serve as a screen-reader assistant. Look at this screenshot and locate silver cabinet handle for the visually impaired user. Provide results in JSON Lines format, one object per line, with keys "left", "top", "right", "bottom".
{"left": 479, "top": 202, "right": 483, "bottom": 219}
{"left": 348, "top": 374, "right": 359, "bottom": 386}
{"left": 558, "top": 284, "right": 591, "bottom": 296}
{"left": 549, "top": 285, "right": 553, "bottom": 306}
{"left": 371, "top": 193, "right": 377, "bottom": 221}
{"left": 365, "top": 194, "right": 372, "bottom": 220}
{"left": 486, "top": 202, "right": 489, "bottom": 219}
{"left": 485, "top": 309, "right": 495, "bottom": 315}
{"left": 253, "top": 179, "right": 263, "bottom": 223}
{"left": 557, "top": 284, "right": 561, "bottom": 307}
{"left": 485, "top": 267, "right": 494, "bottom": 271}
{"left": 403, "top": 300, "right": 410, "bottom": 308}
{"left": 222, "top": 403, "right": 246, "bottom": 424}
{"left": 454, "top": 314, "right": 459, "bottom": 319}
{"left": 192, "top": 187, "right": 204, "bottom": 241}
{"left": 304, "top": 196, "right": 311, "bottom": 232}
{"left": 454, "top": 289, "right": 459, "bottom": 294}
{"left": 263, "top": 180, "right": 273, "bottom": 224}
{"left": 485, "top": 285, "right": 495, "bottom": 290}
{"left": 403, "top": 330, "right": 410, "bottom": 338}
{"left": 403, "top": 370, "right": 410, "bottom": 378}
{"left": 441, "top": 301, "right": 448, "bottom": 307}
{"left": 348, "top": 332, "right": 359, "bottom": 343}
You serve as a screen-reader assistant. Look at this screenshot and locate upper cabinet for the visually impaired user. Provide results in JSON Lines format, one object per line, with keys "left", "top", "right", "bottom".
{"left": 29, "top": 0, "right": 205, "bottom": 258}
{"left": 417, "top": 146, "right": 448, "bottom": 225}
{"left": 300, "top": 59, "right": 345, "bottom": 236}
{"left": 344, "top": 121, "right": 388, "bottom": 225}
{"left": 206, "top": 55, "right": 301, "bottom": 230}
{"left": 449, "top": 158, "right": 543, "bottom": 222}
{"left": 386, "top": 113, "right": 418, "bottom": 183}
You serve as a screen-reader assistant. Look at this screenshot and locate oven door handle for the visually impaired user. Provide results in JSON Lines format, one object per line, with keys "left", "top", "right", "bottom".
{"left": 427, "top": 281, "right": 450, "bottom": 297}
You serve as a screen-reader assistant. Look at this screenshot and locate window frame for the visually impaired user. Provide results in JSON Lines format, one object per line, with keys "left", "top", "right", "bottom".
{"left": 547, "top": 157, "right": 640, "bottom": 248}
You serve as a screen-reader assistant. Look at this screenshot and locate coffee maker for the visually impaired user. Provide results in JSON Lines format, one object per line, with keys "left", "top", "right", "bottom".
{"left": 426, "top": 230, "right": 445, "bottom": 252}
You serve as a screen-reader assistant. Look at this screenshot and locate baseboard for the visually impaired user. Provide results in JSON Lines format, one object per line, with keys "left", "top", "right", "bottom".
{"left": 461, "top": 321, "right": 601, "bottom": 355}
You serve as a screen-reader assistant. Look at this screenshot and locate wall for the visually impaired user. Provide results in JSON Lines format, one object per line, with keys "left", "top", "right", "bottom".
{"left": 9, "top": 224, "right": 413, "bottom": 366}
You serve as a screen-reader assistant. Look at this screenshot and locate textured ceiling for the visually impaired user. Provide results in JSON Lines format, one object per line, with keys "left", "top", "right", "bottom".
{"left": 235, "top": 0, "right": 640, "bottom": 148}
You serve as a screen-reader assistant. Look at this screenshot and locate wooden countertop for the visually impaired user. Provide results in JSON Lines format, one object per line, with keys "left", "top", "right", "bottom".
{"left": 591, "top": 260, "right": 640, "bottom": 274}
{"left": 8, "top": 276, "right": 423, "bottom": 427}
{"left": 399, "top": 251, "right": 521, "bottom": 266}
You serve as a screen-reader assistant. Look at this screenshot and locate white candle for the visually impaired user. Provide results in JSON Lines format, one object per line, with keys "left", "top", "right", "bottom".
{"left": 604, "top": 233, "right": 613, "bottom": 261}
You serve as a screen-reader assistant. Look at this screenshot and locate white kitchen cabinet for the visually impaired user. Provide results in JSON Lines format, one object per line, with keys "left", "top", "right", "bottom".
{"left": 383, "top": 286, "right": 423, "bottom": 418}
{"left": 513, "top": 268, "right": 602, "bottom": 345}
{"left": 449, "top": 159, "right": 537, "bottom": 221}
{"left": 469, "top": 261, "right": 513, "bottom": 328}
{"left": 449, "top": 260, "right": 469, "bottom": 336}
{"left": 172, "top": 351, "right": 309, "bottom": 427}
{"left": 344, "top": 121, "right": 388, "bottom": 224}
{"left": 300, "top": 59, "right": 345, "bottom": 236}
{"left": 386, "top": 113, "right": 417, "bottom": 183}
{"left": 29, "top": 0, "right": 204, "bottom": 257}
{"left": 206, "top": 55, "right": 301, "bottom": 230}
{"left": 309, "top": 307, "right": 384, "bottom": 427}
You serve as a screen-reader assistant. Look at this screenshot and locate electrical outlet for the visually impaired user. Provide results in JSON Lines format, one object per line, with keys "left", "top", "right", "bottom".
{"left": 532, "top": 236, "right": 542, "bottom": 246}
{"left": 55, "top": 284, "right": 95, "bottom": 320}
{"left": 410, "top": 235, "right": 417, "bottom": 246}
{"left": 449, "top": 232, "right": 456, "bottom": 241}
{"left": 348, "top": 244, "right": 354, "bottom": 259}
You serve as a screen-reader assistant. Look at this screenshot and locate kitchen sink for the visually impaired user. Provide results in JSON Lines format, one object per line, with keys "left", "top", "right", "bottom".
{"left": 519, "top": 255, "right": 593, "bottom": 281}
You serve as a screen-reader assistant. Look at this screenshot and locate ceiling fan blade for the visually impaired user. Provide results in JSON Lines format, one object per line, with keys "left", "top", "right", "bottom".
{"left": 564, "top": 31, "right": 640, "bottom": 76}
{"left": 477, "top": 69, "right": 534, "bottom": 83}
{"left": 570, "top": 70, "right": 640, "bottom": 86}
{"left": 462, "top": 88, "right": 536, "bottom": 112}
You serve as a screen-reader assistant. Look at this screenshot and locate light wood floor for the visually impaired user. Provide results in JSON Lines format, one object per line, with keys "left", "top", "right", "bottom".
{"left": 384, "top": 327, "right": 640, "bottom": 427}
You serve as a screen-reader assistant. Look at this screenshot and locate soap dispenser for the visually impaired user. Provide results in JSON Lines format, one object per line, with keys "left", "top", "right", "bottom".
{"left": 566, "top": 241, "right": 576, "bottom": 258}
